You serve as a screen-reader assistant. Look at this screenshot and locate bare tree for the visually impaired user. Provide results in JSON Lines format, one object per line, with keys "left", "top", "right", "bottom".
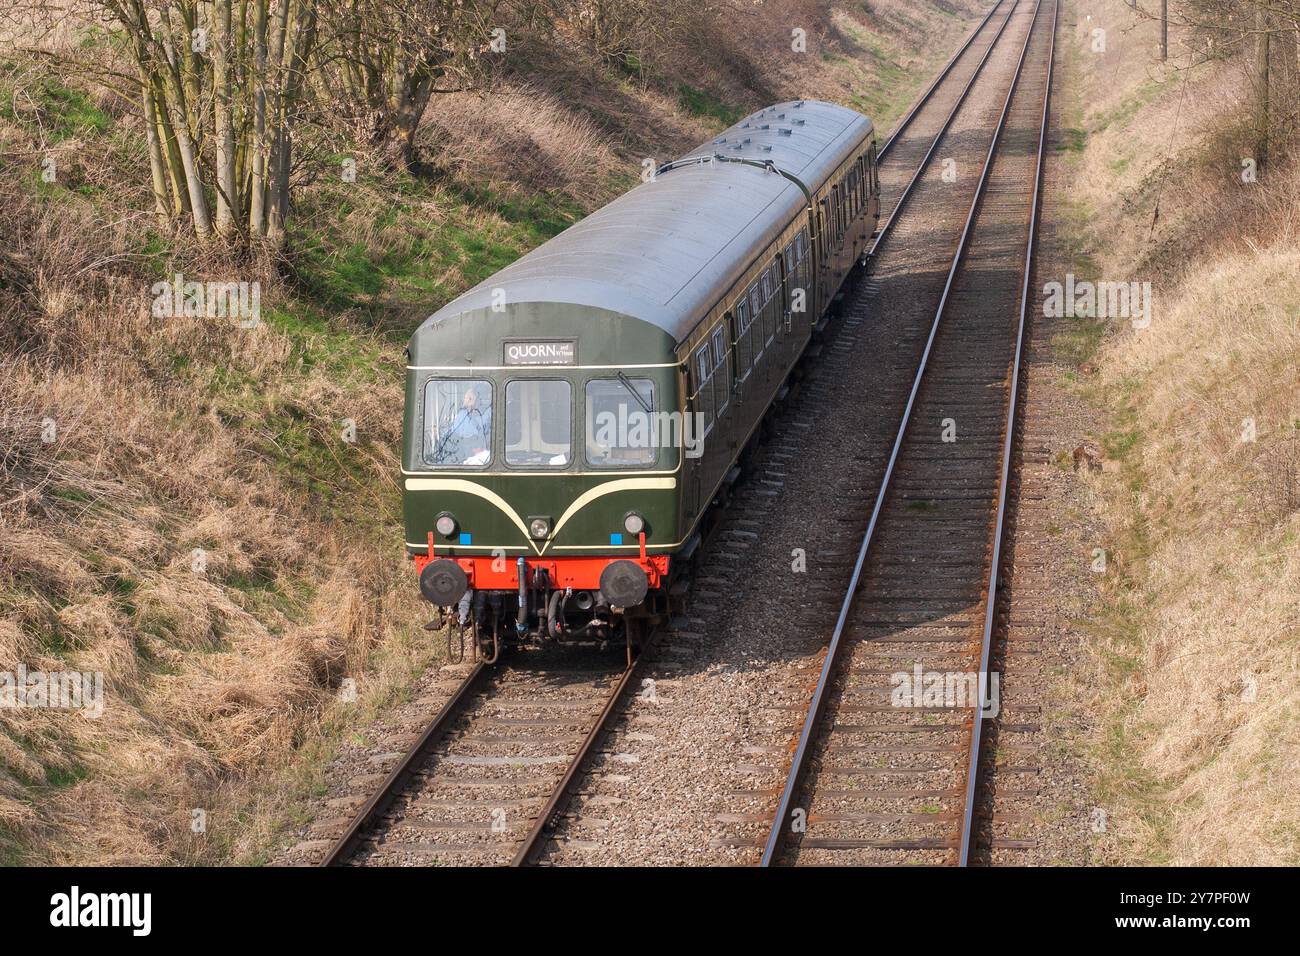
{"left": 318, "top": 0, "right": 504, "bottom": 171}
{"left": 542, "top": 0, "right": 693, "bottom": 75}
{"left": 1147, "top": 1, "right": 1300, "bottom": 167}
{"left": 7, "top": 0, "right": 321, "bottom": 245}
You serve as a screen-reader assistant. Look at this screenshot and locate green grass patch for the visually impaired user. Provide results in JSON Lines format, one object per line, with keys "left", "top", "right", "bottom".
{"left": 1088, "top": 76, "right": 1173, "bottom": 136}
{"left": 1051, "top": 316, "right": 1107, "bottom": 367}
{"left": 676, "top": 83, "right": 745, "bottom": 129}
{"left": 1058, "top": 126, "right": 1087, "bottom": 153}
{"left": 289, "top": 173, "right": 583, "bottom": 333}
{"left": 0, "top": 68, "right": 111, "bottom": 142}
{"left": 1102, "top": 425, "right": 1141, "bottom": 462}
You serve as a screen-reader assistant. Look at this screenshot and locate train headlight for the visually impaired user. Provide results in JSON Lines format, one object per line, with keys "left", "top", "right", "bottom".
{"left": 528, "top": 517, "right": 551, "bottom": 540}
{"left": 623, "top": 512, "right": 646, "bottom": 536}
{"left": 435, "top": 513, "right": 458, "bottom": 538}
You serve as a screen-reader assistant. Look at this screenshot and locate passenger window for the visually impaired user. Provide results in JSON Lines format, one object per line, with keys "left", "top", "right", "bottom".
{"left": 736, "top": 305, "right": 751, "bottom": 374}
{"left": 759, "top": 270, "right": 769, "bottom": 343}
{"left": 712, "top": 326, "right": 730, "bottom": 412}
{"left": 695, "top": 345, "right": 714, "bottom": 428}
{"left": 761, "top": 271, "right": 772, "bottom": 302}
{"left": 505, "top": 379, "right": 571, "bottom": 467}
{"left": 784, "top": 242, "right": 795, "bottom": 275}
{"left": 737, "top": 298, "right": 749, "bottom": 332}
{"left": 424, "top": 378, "right": 493, "bottom": 467}
{"left": 585, "top": 378, "right": 656, "bottom": 466}
{"left": 748, "top": 283, "right": 761, "bottom": 318}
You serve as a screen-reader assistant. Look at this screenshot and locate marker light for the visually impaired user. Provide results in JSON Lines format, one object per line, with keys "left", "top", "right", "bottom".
{"left": 435, "top": 513, "right": 458, "bottom": 538}
{"left": 623, "top": 512, "right": 646, "bottom": 536}
{"left": 529, "top": 517, "right": 550, "bottom": 540}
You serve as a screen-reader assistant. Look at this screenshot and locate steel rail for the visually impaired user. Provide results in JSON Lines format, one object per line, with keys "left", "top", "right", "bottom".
{"left": 866, "top": 0, "right": 1021, "bottom": 260}
{"left": 320, "top": 660, "right": 489, "bottom": 866}
{"left": 510, "top": 648, "right": 650, "bottom": 866}
{"left": 877, "top": 0, "right": 1007, "bottom": 160}
{"left": 321, "top": 641, "right": 647, "bottom": 867}
{"left": 957, "top": 0, "right": 1059, "bottom": 869}
{"left": 759, "top": 0, "right": 1046, "bottom": 868}
{"left": 323, "top": 1, "right": 1038, "bottom": 874}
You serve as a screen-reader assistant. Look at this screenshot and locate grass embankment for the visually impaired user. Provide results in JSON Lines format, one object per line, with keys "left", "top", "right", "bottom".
{"left": 1059, "top": 0, "right": 1300, "bottom": 865}
{"left": 0, "top": 1, "right": 984, "bottom": 864}
{"left": 0, "top": 63, "right": 591, "bottom": 865}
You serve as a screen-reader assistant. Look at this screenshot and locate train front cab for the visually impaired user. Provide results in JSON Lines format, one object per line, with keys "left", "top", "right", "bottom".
{"left": 403, "top": 305, "right": 686, "bottom": 656}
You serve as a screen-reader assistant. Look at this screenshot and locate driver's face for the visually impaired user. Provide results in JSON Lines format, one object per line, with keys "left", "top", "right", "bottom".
{"left": 462, "top": 389, "right": 477, "bottom": 410}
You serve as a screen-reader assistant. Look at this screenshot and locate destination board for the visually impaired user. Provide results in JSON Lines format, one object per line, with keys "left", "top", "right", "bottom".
{"left": 503, "top": 340, "right": 577, "bottom": 366}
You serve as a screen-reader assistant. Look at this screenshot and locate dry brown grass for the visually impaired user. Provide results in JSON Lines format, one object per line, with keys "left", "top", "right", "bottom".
{"left": 421, "top": 83, "right": 624, "bottom": 198}
{"left": 1068, "top": 0, "right": 1300, "bottom": 865}
{"left": 0, "top": 1, "right": 992, "bottom": 865}
{"left": 0, "top": 158, "right": 431, "bottom": 862}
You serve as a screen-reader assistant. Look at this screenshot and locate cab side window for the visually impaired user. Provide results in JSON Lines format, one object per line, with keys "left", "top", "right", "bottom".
{"left": 585, "top": 378, "right": 655, "bottom": 466}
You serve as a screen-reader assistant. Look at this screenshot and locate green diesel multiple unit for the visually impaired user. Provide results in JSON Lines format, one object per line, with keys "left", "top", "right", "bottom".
{"left": 403, "top": 99, "right": 880, "bottom": 657}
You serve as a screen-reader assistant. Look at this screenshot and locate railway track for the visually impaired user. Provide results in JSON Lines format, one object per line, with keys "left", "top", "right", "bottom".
{"left": 318, "top": 644, "right": 655, "bottom": 866}
{"left": 872, "top": 0, "right": 1018, "bottom": 245}
{"left": 754, "top": 0, "right": 1059, "bottom": 867}
{"left": 311, "top": 0, "right": 1055, "bottom": 868}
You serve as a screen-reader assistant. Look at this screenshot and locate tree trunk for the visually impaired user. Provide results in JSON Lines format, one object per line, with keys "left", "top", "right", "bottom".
{"left": 382, "top": 70, "right": 434, "bottom": 170}
{"left": 151, "top": 79, "right": 189, "bottom": 217}
{"left": 267, "top": 1, "right": 317, "bottom": 245}
{"left": 249, "top": 0, "right": 269, "bottom": 237}
{"left": 157, "top": 31, "right": 213, "bottom": 239}
{"left": 212, "top": 0, "right": 239, "bottom": 236}
{"left": 140, "top": 70, "right": 171, "bottom": 226}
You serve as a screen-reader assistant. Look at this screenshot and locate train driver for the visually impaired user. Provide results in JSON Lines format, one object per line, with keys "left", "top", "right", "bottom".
{"left": 432, "top": 385, "right": 491, "bottom": 466}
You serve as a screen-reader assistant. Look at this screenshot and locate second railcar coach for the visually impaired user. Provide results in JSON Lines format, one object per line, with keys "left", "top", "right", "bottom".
{"left": 403, "top": 99, "right": 880, "bottom": 659}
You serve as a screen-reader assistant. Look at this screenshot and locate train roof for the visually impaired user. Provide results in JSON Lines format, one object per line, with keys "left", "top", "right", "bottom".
{"left": 411, "top": 100, "right": 874, "bottom": 347}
